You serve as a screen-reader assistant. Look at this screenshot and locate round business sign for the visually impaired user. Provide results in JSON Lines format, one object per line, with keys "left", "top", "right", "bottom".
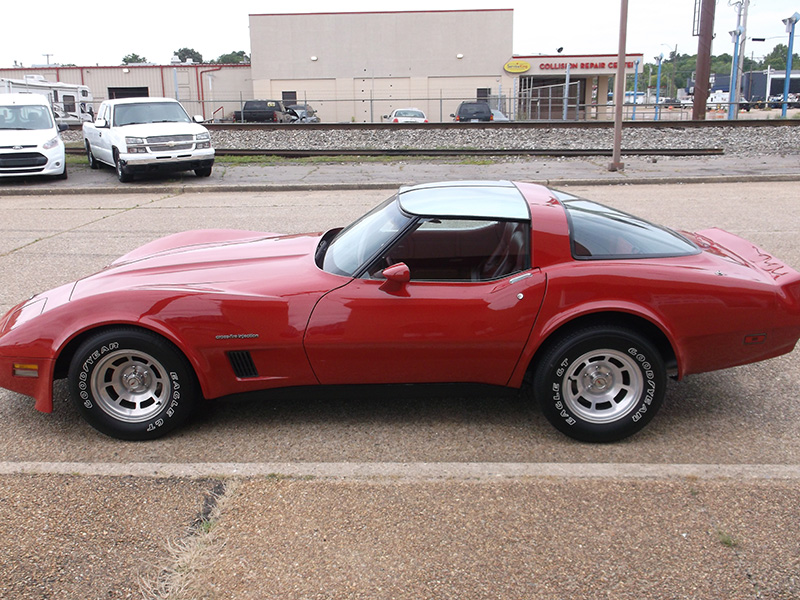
{"left": 504, "top": 60, "right": 531, "bottom": 74}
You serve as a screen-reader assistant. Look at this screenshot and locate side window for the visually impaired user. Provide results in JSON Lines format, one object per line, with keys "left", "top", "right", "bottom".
{"left": 370, "top": 218, "right": 529, "bottom": 282}
{"left": 63, "top": 94, "right": 77, "bottom": 113}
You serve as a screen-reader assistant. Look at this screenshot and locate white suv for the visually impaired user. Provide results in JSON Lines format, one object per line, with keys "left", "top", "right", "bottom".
{"left": 0, "top": 93, "right": 68, "bottom": 179}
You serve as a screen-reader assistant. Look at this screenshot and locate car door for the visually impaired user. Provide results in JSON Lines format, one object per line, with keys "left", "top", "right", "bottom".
{"left": 304, "top": 218, "right": 546, "bottom": 386}
{"left": 92, "top": 103, "right": 114, "bottom": 165}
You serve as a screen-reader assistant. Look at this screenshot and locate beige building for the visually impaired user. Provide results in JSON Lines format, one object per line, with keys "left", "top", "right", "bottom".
{"left": 0, "top": 9, "right": 642, "bottom": 123}
{"left": 248, "top": 9, "right": 514, "bottom": 122}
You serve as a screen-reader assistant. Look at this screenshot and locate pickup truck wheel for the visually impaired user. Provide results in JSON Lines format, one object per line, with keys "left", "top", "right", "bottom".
{"left": 195, "top": 167, "right": 212, "bottom": 177}
{"left": 85, "top": 142, "right": 99, "bottom": 169}
{"left": 114, "top": 150, "right": 132, "bottom": 182}
{"left": 533, "top": 326, "right": 666, "bottom": 443}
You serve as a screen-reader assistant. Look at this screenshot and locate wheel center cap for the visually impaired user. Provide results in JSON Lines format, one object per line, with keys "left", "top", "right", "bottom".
{"left": 122, "top": 367, "right": 150, "bottom": 393}
{"left": 585, "top": 369, "right": 611, "bottom": 392}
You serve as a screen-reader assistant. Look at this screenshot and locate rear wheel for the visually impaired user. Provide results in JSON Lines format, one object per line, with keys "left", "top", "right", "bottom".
{"left": 533, "top": 326, "right": 666, "bottom": 442}
{"left": 68, "top": 328, "right": 198, "bottom": 440}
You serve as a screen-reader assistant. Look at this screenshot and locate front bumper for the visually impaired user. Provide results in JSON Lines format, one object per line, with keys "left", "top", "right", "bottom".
{"left": 119, "top": 148, "right": 215, "bottom": 174}
{"left": 0, "top": 145, "right": 66, "bottom": 178}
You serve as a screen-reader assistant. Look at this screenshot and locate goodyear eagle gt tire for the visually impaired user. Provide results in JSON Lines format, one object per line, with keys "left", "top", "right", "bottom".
{"left": 533, "top": 326, "right": 666, "bottom": 442}
{"left": 68, "top": 328, "right": 198, "bottom": 440}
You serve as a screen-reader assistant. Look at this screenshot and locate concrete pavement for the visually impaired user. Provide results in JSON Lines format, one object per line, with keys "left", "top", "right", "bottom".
{"left": 2, "top": 157, "right": 800, "bottom": 599}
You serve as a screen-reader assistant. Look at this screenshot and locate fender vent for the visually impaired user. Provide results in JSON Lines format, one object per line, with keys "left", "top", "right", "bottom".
{"left": 227, "top": 351, "right": 258, "bottom": 379}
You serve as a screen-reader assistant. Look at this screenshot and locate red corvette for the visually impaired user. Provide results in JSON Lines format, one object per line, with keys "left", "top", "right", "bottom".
{"left": 2, "top": 181, "right": 800, "bottom": 442}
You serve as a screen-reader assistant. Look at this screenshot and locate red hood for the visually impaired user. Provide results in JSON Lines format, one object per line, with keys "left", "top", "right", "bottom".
{"left": 72, "top": 229, "right": 332, "bottom": 299}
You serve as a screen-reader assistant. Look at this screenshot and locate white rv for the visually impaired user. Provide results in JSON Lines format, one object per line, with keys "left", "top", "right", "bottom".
{"left": 0, "top": 75, "right": 93, "bottom": 124}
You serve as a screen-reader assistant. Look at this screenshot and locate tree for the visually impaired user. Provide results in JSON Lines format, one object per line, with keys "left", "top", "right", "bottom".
{"left": 122, "top": 53, "right": 147, "bottom": 64}
{"left": 214, "top": 50, "right": 250, "bottom": 64}
{"left": 174, "top": 48, "right": 204, "bottom": 64}
{"left": 759, "top": 44, "right": 800, "bottom": 72}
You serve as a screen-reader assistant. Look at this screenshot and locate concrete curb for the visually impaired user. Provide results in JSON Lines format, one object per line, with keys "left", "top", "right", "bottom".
{"left": 2, "top": 173, "right": 800, "bottom": 196}
{"left": 3, "top": 461, "right": 800, "bottom": 480}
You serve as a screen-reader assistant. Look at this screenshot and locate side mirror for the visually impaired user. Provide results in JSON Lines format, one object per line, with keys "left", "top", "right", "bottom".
{"left": 95, "top": 118, "right": 108, "bottom": 128}
{"left": 193, "top": 115, "right": 205, "bottom": 123}
{"left": 57, "top": 122, "right": 69, "bottom": 132}
{"left": 379, "top": 263, "right": 410, "bottom": 294}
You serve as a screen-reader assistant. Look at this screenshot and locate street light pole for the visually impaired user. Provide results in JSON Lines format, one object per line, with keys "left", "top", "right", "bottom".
{"left": 632, "top": 59, "right": 640, "bottom": 120}
{"left": 655, "top": 54, "right": 663, "bottom": 120}
{"left": 728, "top": 26, "right": 743, "bottom": 119}
{"left": 781, "top": 12, "right": 799, "bottom": 118}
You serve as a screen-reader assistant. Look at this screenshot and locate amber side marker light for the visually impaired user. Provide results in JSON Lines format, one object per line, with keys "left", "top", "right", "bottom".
{"left": 13, "top": 363, "right": 39, "bottom": 378}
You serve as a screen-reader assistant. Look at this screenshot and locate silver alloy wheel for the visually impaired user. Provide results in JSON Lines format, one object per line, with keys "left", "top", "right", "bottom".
{"left": 89, "top": 348, "right": 171, "bottom": 423}
{"left": 562, "top": 348, "right": 644, "bottom": 424}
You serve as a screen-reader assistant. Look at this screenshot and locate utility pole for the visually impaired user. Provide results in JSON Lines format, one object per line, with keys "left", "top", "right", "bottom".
{"left": 608, "top": 0, "right": 629, "bottom": 172}
{"left": 729, "top": 0, "right": 750, "bottom": 119}
{"left": 693, "top": 0, "right": 716, "bottom": 120}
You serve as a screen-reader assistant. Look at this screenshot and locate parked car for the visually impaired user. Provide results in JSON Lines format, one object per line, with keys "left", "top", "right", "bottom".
{"left": 232, "top": 100, "right": 295, "bottom": 123}
{"left": 451, "top": 101, "right": 493, "bottom": 122}
{"left": 287, "top": 104, "right": 319, "bottom": 123}
{"left": 3, "top": 181, "right": 800, "bottom": 442}
{"left": 491, "top": 109, "right": 510, "bottom": 121}
{"left": 658, "top": 98, "right": 682, "bottom": 109}
{"left": 0, "top": 93, "right": 68, "bottom": 179}
{"left": 384, "top": 108, "right": 428, "bottom": 123}
{"left": 83, "top": 97, "right": 214, "bottom": 182}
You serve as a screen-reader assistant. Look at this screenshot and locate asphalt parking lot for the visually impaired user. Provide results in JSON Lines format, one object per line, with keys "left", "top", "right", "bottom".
{"left": 1, "top": 161, "right": 800, "bottom": 599}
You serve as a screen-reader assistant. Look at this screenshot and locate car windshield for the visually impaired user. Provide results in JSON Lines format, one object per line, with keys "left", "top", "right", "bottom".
{"left": 0, "top": 105, "right": 53, "bottom": 130}
{"left": 562, "top": 198, "right": 699, "bottom": 259}
{"left": 322, "top": 196, "right": 414, "bottom": 276}
{"left": 114, "top": 102, "right": 191, "bottom": 126}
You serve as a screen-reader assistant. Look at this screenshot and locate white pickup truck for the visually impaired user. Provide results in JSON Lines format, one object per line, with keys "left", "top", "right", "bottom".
{"left": 83, "top": 97, "right": 214, "bottom": 182}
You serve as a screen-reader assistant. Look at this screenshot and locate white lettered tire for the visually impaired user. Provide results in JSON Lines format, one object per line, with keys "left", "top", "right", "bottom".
{"left": 68, "top": 328, "right": 198, "bottom": 440}
{"left": 533, "top": 326, "right": 666, "bottom": 442}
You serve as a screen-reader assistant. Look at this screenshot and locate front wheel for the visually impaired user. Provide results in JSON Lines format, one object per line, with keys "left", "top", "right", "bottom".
{"left": 195, "top": 166, "right": 212, "bottom": 177}
{"left": 68, "top": 328, "right": 199, "bottom": 440}
{"left": 533, "top": 326, "right": 666, "bottom": 442}
{"left": 114, "top": 150, "right": 132, "bottom": 182}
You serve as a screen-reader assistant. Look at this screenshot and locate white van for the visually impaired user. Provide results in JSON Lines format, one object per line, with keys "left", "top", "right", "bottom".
{"left": 0, "top": 93, "right": 68, "bottom": 179}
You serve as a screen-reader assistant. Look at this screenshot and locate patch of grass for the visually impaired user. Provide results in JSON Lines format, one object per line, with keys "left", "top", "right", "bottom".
{"left": 716, "top": 527, "right": 739, "bottom": 548}
{"left": 66, "top": 154, "right": 88, "bottom": 166}
{"left": 214, "top": 153, "right": 473, "bottom": 166}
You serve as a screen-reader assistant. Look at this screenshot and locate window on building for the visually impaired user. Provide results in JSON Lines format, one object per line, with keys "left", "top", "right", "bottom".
{"left": 108, "top": 87, "right": 149, "bottom": 99}
{"left": 477, "top": 88, "right": 491, "bottom": 101}
{"left": 282, "top": 91, "right": 298, "bottom": 105}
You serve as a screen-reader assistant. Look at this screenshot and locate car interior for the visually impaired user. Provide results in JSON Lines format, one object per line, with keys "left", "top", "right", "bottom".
{"left": 372, "top": 218, "right": 529, "bottom": 281}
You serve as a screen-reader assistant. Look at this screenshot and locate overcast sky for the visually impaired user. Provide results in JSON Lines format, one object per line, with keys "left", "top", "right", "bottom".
{"left": 2, "top": 0, "right": 797, "bottom": 69}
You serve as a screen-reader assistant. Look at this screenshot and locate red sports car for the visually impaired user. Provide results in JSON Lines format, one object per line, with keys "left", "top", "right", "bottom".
{"left": 2, "top": 181, "right": 799, "bottom": 442}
